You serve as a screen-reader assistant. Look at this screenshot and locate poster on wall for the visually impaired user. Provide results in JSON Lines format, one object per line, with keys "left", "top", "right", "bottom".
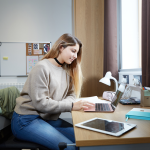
{"left": 27, "top": 56, "right": 38, "bottom": 74}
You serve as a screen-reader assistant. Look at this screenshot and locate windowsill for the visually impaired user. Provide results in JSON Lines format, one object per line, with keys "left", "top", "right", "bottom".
{"left": 119, "top": 68, "right": 141, "bottom": 72}
{"left": 119, "top": 68, "right": 141, "bottom": 75}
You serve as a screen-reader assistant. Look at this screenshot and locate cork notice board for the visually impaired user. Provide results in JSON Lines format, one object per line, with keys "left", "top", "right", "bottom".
{"left": 26, "top": 43, "right": 50, "bottom": 75}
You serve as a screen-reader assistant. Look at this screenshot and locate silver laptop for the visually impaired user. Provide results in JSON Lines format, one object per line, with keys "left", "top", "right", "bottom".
{"left": 84, "top": 91, "right": 123, "bottom": 112}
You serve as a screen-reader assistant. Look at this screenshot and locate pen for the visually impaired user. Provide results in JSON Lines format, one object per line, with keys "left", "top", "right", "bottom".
{"left": 126, "top": 117, "right": 128, "bottom": 122}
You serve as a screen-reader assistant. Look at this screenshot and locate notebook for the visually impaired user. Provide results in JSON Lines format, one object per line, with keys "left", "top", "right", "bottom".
{"left": 84, "top": 91, "right": 123, "bottom": 112}
{"left": 125, "top": 108, "right": 150, "bottom": 121}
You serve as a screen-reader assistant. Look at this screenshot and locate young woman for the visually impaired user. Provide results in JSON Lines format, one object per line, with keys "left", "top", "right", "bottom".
{"left": 11, "top": 33, "right": 94, "bottom": 150}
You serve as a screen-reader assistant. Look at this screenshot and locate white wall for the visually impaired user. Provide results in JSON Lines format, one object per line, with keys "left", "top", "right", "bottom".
{"left": 0, "top": 0, "right": 73, "bottom": 43}
{"left": 0, "top": 77, "right": 27, "bottom": 83}
{"left": 0, "top": 0, "right": 73, "bottom": 82}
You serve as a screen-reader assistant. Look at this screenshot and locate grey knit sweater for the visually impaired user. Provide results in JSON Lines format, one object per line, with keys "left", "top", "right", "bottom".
{"left": 14, "top": 59, "right": 76, "bottom": 120}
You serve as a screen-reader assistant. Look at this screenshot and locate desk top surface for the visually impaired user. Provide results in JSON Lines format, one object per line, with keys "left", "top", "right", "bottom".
{"left": 72, "top": 98, "right": 150, "bottom": 147}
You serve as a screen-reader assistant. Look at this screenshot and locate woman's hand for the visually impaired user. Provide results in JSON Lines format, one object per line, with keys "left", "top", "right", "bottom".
{"left": 72, "top": 100, "right": 95, "bottom": 111}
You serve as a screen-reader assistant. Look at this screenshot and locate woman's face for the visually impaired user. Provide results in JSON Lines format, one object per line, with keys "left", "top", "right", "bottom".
{"left": 60, "top": 44, "right": 79, "bottom": 64}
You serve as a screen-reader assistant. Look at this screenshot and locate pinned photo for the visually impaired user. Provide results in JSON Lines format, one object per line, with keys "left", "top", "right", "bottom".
{"left": 33, "top": 43, "right": 39, "bottom": 50}
{"left": 44, "top": 44, "right": 50, "bottom": 54}
{"left": 28, "top": 43, "right": 32, "bottom": 55}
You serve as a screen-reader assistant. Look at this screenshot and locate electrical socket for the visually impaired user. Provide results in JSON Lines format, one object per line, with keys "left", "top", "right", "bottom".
{"left": 123, "top": 75, "right": 129, "bottom": 84}
{"left": 133, "top": 75, "right": 142, "bottom": 85}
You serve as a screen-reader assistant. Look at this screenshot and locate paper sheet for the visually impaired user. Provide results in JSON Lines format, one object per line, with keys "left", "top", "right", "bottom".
{"left": 76, "top": 96, "right": 110, "bottom": 104}
{"left": 33, "top": 49, "right": 42, "bottom": 54}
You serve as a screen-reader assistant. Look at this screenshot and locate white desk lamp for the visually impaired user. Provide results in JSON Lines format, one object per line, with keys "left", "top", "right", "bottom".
{"left": 99, "top": 71, "right": 118, "bottom": 92}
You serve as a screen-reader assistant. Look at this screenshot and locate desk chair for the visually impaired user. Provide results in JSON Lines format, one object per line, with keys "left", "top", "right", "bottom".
{"left": 0, "top": 124, "right": 75, "bottom": 150}
{"left": 0, "top": 86, "right": 74, "bottom": 150}
{"left": 0, "top": 86, "right": 51, "bottom": 150}
{"left": 0, "top": 124, "right": 50, "bottom": 150}
{"left": 0, "top": 125, "right": 76, "bottom": 150}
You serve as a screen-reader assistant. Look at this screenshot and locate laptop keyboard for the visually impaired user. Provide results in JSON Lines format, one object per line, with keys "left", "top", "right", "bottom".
{"left": 95, "top": 103, "right": 111, "bottom": 111}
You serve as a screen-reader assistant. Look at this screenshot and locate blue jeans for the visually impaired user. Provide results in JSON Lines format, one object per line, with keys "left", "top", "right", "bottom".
{"left": 11, "top": 112, "right": 78, "bottom": 150}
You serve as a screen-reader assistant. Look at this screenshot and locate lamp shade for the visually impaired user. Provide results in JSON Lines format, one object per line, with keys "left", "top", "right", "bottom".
{"left": 99, "top": 77, "right": 111, "bottom": 86}
{"left": 99, "top": 71, "right": 118, "bottom": 92}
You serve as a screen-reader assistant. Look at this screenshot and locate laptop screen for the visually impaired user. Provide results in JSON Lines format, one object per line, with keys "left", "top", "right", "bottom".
{"left": 112, "top": 90, "right": 124, "bottom": 107}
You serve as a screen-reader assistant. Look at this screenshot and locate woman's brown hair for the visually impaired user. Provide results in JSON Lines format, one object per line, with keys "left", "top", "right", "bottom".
{"left": 41, "top": 33, "right": 83, "bottom": 98}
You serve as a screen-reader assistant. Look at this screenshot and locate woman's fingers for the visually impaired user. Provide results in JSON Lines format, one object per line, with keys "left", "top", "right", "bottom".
{"left": 81, "top": 101, "right": 95, "bottom": 110}
{"left": 72, "top": 100, "right": 95, "bottom": 111}
{"left": 81, "top": 106, "right": 89, "bottom": 109}
{"left": 79, "top": 100, "right": 95, "bottom": 109}
{"left": 83, "top": 103, "right": 94, "bottom": 106}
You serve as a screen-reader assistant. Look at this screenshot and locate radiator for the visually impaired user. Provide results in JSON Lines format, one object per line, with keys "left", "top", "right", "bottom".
{"left": 0, "top": 83, "right": 25, "bottom": 92}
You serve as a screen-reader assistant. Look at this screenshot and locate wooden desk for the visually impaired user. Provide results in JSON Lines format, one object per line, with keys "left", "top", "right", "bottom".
{"left": 72, "top": 98, "right": 150, "bottom": 150}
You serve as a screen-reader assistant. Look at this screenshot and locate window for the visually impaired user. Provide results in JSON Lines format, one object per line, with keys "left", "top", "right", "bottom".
{"left": 118, "top": 0, "right": 141, "bottom": 70}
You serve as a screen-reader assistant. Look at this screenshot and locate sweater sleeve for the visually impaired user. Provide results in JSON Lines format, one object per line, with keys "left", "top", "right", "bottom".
{"left": 62, "top": 77, "right": 76, "bottom": 104}
{"left": 28, "top": 64, "right": 73, "bottom": 114}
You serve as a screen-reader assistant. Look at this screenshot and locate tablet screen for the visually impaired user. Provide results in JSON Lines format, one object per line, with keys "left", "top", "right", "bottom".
{"left": 82, "top": 119, "right": 124, "bottom": 133}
